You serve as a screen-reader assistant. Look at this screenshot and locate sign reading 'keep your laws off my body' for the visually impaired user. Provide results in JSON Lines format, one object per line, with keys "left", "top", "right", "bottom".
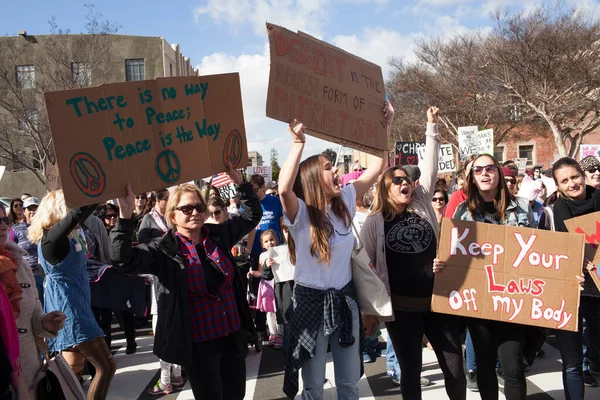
{"left": 266, "top": 23, "right": 387, "bottom": 155}
{"left": 44, "top": 73, "right": 247, "bottom": 207}
{"left": 432, "top": 218, "right": 583, "bottom": 331}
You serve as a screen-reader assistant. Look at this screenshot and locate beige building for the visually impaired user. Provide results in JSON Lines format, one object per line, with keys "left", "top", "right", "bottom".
{"left": 248, "top": 151, "right": 263, "bottom": 167}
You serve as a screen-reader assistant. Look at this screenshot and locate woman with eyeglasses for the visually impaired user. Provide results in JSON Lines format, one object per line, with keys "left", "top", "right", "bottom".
{"left": 279, "top": 101, "right": 394, "bottom": 399}
{"left": 439, "top": 153, "right": 534, "bottom": 400}
{"left": 432, "top": 189, "right": 448, "bottom": 225}
{"left": 110, "top": 165, "right": 261, "bottom": 400}
{"left": 206, "top": 197, "right": 229, "bottom": 224}
{"left": 133, "top": 193, "right": 148, "bottom": 222}
{"left": 137, "top": 189, "right": 170, "bottom": 245}
{"left": 8, "top": 199, "right": 24, "bottom": 227}
{"left": 360, "top": 107, "right": 466, "bottom": 400}
{"left": 580, "top": 156, "right": 600, "bottom": 190}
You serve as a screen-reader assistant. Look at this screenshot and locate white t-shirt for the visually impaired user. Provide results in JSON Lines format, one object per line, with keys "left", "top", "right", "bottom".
{"left": 352, "top": 210, "right": 368, "bottom": 240}
{"left": 284, "top": 184, "right": 356, "bottom": 290}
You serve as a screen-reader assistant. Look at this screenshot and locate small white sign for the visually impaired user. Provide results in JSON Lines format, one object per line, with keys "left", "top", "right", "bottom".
{"left": 417, "top": 144, "right": 456, "bottom": 173}
{"left": 247, "top": 165, "right": 272, "bottom": 183}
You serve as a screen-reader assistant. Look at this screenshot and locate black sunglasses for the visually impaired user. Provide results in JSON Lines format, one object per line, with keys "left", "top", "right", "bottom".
{"left": 104, "top": 214, "right": 118, "bottom": 219}
{"left": 209, "top": 209, "right": 223, "bottom": 217}
{"left": 432, "top": 197, "right": 445, "bottom": 202}
{"left": 586, "top": 167, "right": 600, "bottom": 174}
{"left": 472, "top": 165, "right": 498, "bottom": 175}
{"left": 175, "top": 203, "right": 207, "bottom": 215}
{"left": 392, "top": 176, "right": 412, "bottom": 186}
{"left": 135, "top": 195, "right": 147, "bottom": 200}
{"left": 0, "top": 217, "right": 10, "bottom": 225}
{"left": 505, "top": 177, "right": 516, "bottom": 184}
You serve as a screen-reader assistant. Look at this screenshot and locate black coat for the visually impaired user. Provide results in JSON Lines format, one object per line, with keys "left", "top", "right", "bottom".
{"left": 109, "top": 182, "right": 261, "bottom": 366}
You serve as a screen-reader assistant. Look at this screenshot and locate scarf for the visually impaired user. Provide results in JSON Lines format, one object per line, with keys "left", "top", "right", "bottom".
{"left": 0, "top": 248, "right": 21, "bottom": 317}
{"left": 151, "top": 208, "right": 169, "bottom": 233}
{"left": 0, "top": 283, "right": 21, "bottom": 382}
{"left": 553, "top": 186, "right": 600, "bottom": 233}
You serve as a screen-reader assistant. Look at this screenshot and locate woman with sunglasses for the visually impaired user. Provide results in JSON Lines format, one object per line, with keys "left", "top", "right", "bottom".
{"left": 432, "top": 189, "right": 448, "bottom": 225}
{"left": 8, "top": 199, "right": 24, "bottom": 226}
{"left": 279, "top": 101, "right": 393, "bottom": 399}
{"left": 132, "top": 193, "right": 148, "bottom": 223}
{"left": 361, "top": 107, "right": 466, "bottom": 400}
{"left": 111, "top": 164, "right": 261, "bottom": 400}
{"left": 439, "top": 153, "right": 533, "bottom": 400}
{"left": 206, "top": 197, "right": 229, "bottom": 224}
{"left": 580, "top": 156, "right": 600, "bottom": 190}
{"left": 539, "top": 157, "right": 600, "bottom": 399}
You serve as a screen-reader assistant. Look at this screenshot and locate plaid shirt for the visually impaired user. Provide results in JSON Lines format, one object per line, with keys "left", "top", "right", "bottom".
{"left": 176, "top": 229, "right": 240, "bottom": 342}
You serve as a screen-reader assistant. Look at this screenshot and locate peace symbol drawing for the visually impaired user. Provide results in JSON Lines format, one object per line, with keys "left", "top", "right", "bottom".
{"left": 156, "top": 150, "right": 181, "bottom": 183}
{"left": 222, "top": 129, "right": 243, "bottom": 168}
{"left": 69, "top": 152, "right": 107, "bottom": 197}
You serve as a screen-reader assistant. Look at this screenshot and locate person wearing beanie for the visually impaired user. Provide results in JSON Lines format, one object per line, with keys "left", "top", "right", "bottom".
{"left": 502, "top": 167, "right": 518, "bottom": 195}
{"left": 580, "top": 156, "right": 600, "bottom": 189}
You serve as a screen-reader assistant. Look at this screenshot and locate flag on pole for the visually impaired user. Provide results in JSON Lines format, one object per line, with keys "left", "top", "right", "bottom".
{"left": 211, "top": 173, "right": 234, "bottom": 188}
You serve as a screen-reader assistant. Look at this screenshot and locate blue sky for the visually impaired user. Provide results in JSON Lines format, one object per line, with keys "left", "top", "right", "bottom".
{"left": 2, "top": 0, "right": 599, "bottom": 164}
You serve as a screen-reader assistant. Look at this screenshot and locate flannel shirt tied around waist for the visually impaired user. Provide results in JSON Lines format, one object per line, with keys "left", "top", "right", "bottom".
{"left": 283, "top": 281, "right": 363, "bottom": 399}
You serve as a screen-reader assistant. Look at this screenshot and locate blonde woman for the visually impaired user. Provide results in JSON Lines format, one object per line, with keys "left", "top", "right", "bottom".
{"left": 28, "top": 191, "right": 115, "bottom": 399}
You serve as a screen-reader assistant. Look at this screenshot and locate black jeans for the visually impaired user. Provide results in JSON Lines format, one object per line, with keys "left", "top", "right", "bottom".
{"left": 556, "top": 296, "right": 600, "bottom": 400}
{"left": 386, "top": 311, "right": 466, "bottom": 400}
{"left": 186, "top": 333, "right": 247, "bottom": 400}
{"left": 467, "top": 319, "right": 527, "bottom": 400}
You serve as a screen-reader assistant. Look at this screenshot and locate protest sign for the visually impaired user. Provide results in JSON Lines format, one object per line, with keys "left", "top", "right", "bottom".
{"left": 580, "top": 144, "right": 600, "bottom": 160}
{"left": 395, "top": 141, "right": 423, "bottom": 165}
{"left": 266, "top": 23, "right": 387, "bottom": 155}
{"left": 457, "top": 126, "right": 478, "bottom": 162}
{"left": 416, "top": 143, "right": 456, "bottom": 173}
{"left": 514, "top": 158, "right": 528, "bottom": 174}
{"left": 432, "top": 218, "right": 583, "bottom": 331}
{"left": 44, "top": 73, "right": 247, "bottom": 207}
{"left": 477, "top": 129, "right": 493, "bottom": 155}
{"left": 247, "top": 165, "right": 272, "bottom": 183}
{"left": 564, "top": 211, "right": 600, "bottom": 291}
{"left": 44, "top": 162, "right": 62, "bottom": 191}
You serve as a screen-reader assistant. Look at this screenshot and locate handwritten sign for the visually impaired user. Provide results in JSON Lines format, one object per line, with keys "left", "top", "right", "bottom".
{"left": 514, "top": 158, "right": 528, "bottom": 174}
{"left": 564, "top": 211, "right": 600, "bottom": 292}
{"left": 266, "top": 23, "right": 387, "bottom": 155}
{"left": 458, "top": 126, "right": 478, "bottom": 162}
{"left": 477, "top": 129, "right": 494, "bottom": 155}
{"left": 417, "top": 144, "right": 456, "bottom": 173}
{"left": 44, "top": 162, "right": 62, "bottom": 191}
{"left": 247, "top": 165, "right": 272, "bottom": 183}
{"left": 432, "top": 218, "right": 583, "bottom": 331}
{"left": 395, "top": 141, "right": 423, "bottom": 165}
{"left": 44, "top": 73, "right": 247, "bottom": 207}
{"left": 580, "top": 144, "right": 600, "bottom": 161}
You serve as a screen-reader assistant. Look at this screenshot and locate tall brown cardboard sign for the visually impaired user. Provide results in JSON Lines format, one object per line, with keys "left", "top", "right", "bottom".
{"left": 432, "top": 218, "right": 583, "bottom": 332}
{"left": 564, "top": 211, "right": 600, "bottom": 291}
{"left": 44, "top": 73, "right": 247, "bottom": 207}
{"left": 265, "top": 23, "right": 387, "bottom": 155}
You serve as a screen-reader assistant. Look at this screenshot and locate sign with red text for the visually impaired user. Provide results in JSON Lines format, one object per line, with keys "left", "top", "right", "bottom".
{"left": 432, "top": 218, "right": 583, "bottom": 332}
{"left": 247, "top": 165, "right": 272, "bottom": 183}
{"left": 580, "top": 144, "right": 600, "bottom": 161}
{"left": 395, "top": 141, "right": 423, "bottom": 165}
{"left": 564, "top": 212, "right": 600, "bottom": 292}
{"left": 44, "top": 73, "right": 247, "bottom": 207}
{"left": 266, "top": 22, "right": 387, "bottom": 155}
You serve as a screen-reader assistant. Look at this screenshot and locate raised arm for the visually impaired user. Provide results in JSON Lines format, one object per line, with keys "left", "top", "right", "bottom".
{"left": 278, "top": 120, "right": 306, "bottom": 224}
{"left": 417, "top": 107, "right": 441, "bottom": 197}
{"left": 41, "top": 205, "right": 96, "bottom": 265}
{"left": 353, "top": 101, "right": 394, "bottom": 199}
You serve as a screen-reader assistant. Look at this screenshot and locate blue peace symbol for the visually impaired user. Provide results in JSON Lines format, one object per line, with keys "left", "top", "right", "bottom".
{"left": 155, "top": 150, "right": 181, "bottom": 183}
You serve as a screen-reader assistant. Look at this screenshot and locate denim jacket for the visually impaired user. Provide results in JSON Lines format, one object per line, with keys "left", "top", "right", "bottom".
{"left": 453, "top": 196, "right": 534, "bottom": 227}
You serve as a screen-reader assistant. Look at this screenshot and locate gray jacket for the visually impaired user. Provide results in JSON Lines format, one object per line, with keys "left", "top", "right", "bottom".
{"left": 83, "top": 215, "right": 111, "bottom": 264}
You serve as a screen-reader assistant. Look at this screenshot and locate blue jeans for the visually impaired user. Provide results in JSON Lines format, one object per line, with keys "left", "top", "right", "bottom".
{"left": 386, "top": 334, "right": 401, "bottom": 378}
{"left": 465, "top": 329, "right": 477, "bottom": 372}
{"left": 301, "top": 298, "right": 361, "bottom": 400}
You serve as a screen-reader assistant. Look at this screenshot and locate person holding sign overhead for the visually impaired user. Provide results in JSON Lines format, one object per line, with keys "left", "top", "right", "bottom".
{"left": 279, "top": 101, "right": 394, "bottom": 399}
{"left": 110, "top": 163, "right": 261, "bottom": 400}
{"left": 439, "top": 153, "right": 534, "bottom": 400}
{"left": 360, "top": 107, "right": 466, "bottom": 400}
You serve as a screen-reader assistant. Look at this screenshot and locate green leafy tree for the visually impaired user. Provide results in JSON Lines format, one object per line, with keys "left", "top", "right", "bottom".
{"left": 270, "top": 148, "right": 281, "bottom": 181}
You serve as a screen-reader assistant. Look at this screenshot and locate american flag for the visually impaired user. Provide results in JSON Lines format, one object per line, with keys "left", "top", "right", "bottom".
{"left": 211, "top": 173, "right": 234, "bottom": 188}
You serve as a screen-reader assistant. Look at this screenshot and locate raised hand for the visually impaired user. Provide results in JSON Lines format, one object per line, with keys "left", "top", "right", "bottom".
{"left": 225, "top": 162, "right": 243, "bottom": 185}
{"left": 117, "top": 184, "right": 135, "bottom": 219}
{"left": 427, "top": 106, "right": 440, "bottom": 124}
{"left": 288, "top": 119, "right": 306, "bottom": 143}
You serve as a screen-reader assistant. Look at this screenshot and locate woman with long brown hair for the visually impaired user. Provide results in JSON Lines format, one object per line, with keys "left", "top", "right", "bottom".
{"left": 279, "top": 102, "right": 394, "bottom": 399}
{"left": 360, "top": 107, "right": 465, "bottom": 400}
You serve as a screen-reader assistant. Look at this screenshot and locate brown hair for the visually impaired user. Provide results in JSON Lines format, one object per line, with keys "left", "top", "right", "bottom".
{"left": 290, "top": 155, "right": 352, "bottom": 266}
{"left": 260, "top": 229, "right": 279, "bottom": 247}
{"left": 371, "top": 166, "right": 412, "bottom": 221}
{"left": 465, "top": 154, "right": 514, "bottom": 221}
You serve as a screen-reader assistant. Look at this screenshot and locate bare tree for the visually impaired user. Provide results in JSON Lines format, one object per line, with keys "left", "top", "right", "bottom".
{"left": 0, "top": 4, "right": 120, "bottom": 183}
{"left": 486, "top": 4, "right": 600, "bottom": 157}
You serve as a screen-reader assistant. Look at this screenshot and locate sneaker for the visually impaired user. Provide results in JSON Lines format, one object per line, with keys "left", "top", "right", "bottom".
{"left": 392, "top": 376, "right": 401, "bottom": 386}
{"left": 274, "top": 336, "right": 283, "bottom": 350}
{"left": 363, "top": 352, "right": 376, "bottom": 363}
{"left": 420, "top": 377, "right": 431, "bottom": 387}
{"left": 268, "top": 334, "right": 276, "bottom": 346}
{"left": 466, "top": 371, "right": 479, "bottom": 392}
{"left": 148, "top": 380, "right": 172, "bottom": 396}
{"left": 171, "top": 375, "right": 184, "bottom": 387}
{"left": 496, "top": 368, "right": 505, "bottom": 388}
{"left": 584, "top": 370, "right": 598, "bottom": 387}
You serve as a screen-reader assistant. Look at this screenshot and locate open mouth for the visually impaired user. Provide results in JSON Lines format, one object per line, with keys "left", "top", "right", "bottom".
{"left": 400, "top": 187, "right": 410, "bottom": 195}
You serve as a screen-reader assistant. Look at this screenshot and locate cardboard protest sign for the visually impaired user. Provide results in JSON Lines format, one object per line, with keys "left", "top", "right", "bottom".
{"left": 477, "top": 129, "right": 493, "bottom": 155}
{"left": 564, "top": 211, "right": 600, "bottom": 291}
{"left": 395, "top": 142, "right": 423, "bottom": 165}
{"left": 247, "top": 165, "right": 272, "bottom": 183}
{"left": 266, "top": 23, "right": 387, "bottom": 155}
{"left": 514, "top": 158, "right": 528, "bottom": 174}
{"left": 417, "top": 143, "right": 456, "bottom": 173}
{"left": 44, "top": 73, "right": 247, "bottom": 207}
{"left": 432, "top": 218, "right": 583, "bottom": 331}
{"left": 44, "top": 162, "right": 62, "bottom": 191}
{"left": 580, "top": 144, "right": 600, "bottom": 160}
{"left": 458, "top": 126, "right": 478, "bottom": 162}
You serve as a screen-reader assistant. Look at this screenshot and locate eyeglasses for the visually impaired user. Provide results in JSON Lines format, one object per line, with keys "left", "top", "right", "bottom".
{"left": 392, "top": 176, "right": 412, "bottom": 186}
{"left": 209, "top": 209, "right": 223, "bottom": 217}
{"left": 158, "top": 196, "right": 169, "bottom": 202}
{"left": 13, "top": 204, "right": 22, "bottom": 209}
{"left": 135, "top": 195, "right": 147, "bottom": 200}
{"left": 432, "top": 197, "right": 445, "bottom": 202}
{"left": 586, "top": 167, "right": 600, "bottom": 174}
{"left": 104, "top": 214, "right": 118, "bottom": 219}
{"left": 175, "top": 203, "right": 207, "bottom": 215}
{"left": 472, "top": 165, "right": 498, "bottom": 175}
{"left": 505, "top": 178, "right": 516, "bottom": 184}
{"left": 0, "top": 217, "right": 10, "bottom": 225}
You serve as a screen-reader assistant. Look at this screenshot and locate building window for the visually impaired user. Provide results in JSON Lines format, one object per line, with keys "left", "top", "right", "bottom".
{"left": 494, "top": 146, "right": 505, "bottom": 163}
{"left": 125, "top": 59, "right": 145, "bottom": 81}
{"left": 169, "top": 63, "right": 173, "bottom": 77}
{"left": 72, "top": 62, "right": 92, "bottom": 86}
{"left": 17, "top": 110, "right": 38, "bottom": 131}
{"left": 16, "top": 65, "right": 35, "bottom": 89}
{"left": 518, "top": 144, "right": 535, "bottom": 167}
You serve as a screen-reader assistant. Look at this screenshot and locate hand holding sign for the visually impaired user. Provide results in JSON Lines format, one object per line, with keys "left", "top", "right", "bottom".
{"left": 117, "top": 184, "right": 136, "bottom": 219}
{"left": 427, "top": 106, "right": 440, "bottom": 124}
{"left": 288, "top": 119, "right": 306, "bottom": 143}
{"left": 225, "top": 162, "right": 244, "bottom": 185}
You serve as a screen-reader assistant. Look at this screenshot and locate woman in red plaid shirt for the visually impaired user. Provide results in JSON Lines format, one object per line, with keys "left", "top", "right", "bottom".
{"left": 110, "top": 163, "right": 262, "bottom": 400}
